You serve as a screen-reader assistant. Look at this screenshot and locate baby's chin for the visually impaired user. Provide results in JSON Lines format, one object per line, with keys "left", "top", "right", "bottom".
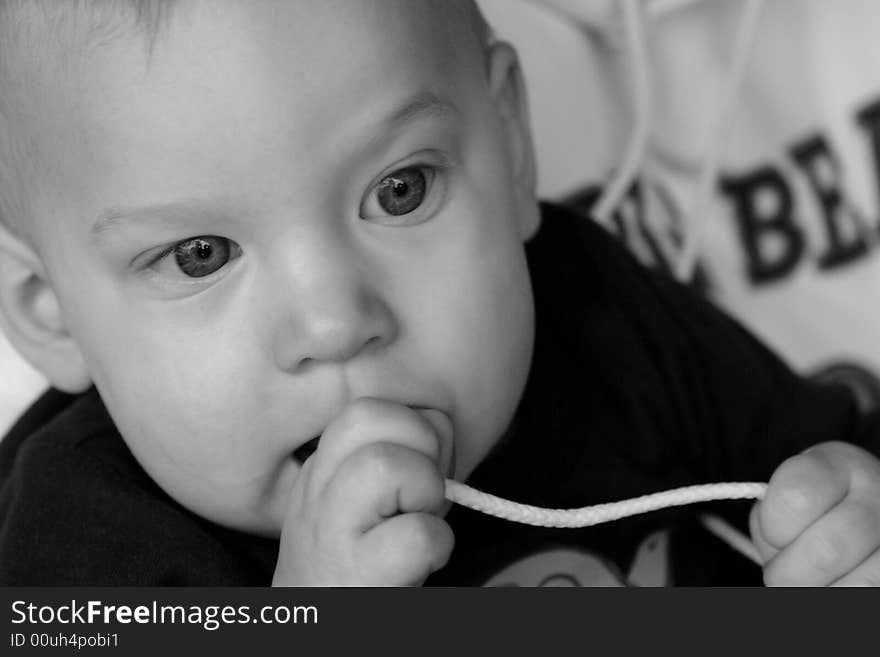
{"left": 187, "top": 495, "right": 287, "bottom": 539}
{"left": 215, "top": 503, "right": 287, "bottom": 540}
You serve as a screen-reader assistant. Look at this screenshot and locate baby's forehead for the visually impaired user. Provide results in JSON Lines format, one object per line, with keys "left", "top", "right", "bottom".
{"left": 0, "top": 0, "right": 488, "bottom": 223}
{"left": 0, "top": 1, "right": 492, "bottom": 242}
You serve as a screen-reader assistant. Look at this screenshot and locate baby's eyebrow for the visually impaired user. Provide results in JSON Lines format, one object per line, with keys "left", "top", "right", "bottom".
{"left": 352, "top": 90, "right": 461, "bottom": 159}
{"left": 90, "top": 198, "right": 230, "bottom": 240}
{"left": 381, "top": 91, "right": 460, "bottom": 129}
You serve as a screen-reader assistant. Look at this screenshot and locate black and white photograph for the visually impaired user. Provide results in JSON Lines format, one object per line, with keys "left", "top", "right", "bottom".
{"left": 0, "top": 1, "right": 879, "bottom": 641}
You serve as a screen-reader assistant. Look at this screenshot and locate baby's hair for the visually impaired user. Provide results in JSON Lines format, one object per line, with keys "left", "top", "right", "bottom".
{"left": 0, "top": 0, "right": 489, "bottom": 236}
{"left": 0, "top": 0, "right": 173, "bottom": 236}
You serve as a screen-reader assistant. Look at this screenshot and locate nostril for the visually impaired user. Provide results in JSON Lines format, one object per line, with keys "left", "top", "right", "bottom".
{"left": 293, "top": 436, "right": 321, "bottom": 464}
{"left": 365, "top": 335, "right": 383, "bottom": 348}
{"left": 289, "top": 336, "right": 380, "bottom": 373}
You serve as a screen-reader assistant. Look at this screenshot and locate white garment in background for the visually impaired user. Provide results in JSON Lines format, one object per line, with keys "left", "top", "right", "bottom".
{"left": 480, "top": 0, "right": 880, "bottom": 407}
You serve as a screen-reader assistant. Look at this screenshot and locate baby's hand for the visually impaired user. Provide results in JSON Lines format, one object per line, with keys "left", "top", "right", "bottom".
{"left": 272, "top": 398, "right": 454, "bottom": 586}
{"left": 750, "top": 441, "right": 880, "bottom": 586}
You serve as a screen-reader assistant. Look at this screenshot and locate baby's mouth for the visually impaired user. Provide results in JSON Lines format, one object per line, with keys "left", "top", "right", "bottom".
{"left": 293, "top": 436, "right": 321, "bottom": 464}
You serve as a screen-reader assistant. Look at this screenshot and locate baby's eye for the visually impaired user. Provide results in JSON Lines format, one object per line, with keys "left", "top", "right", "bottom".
{"left": 373, "top": 167, "right": 428, "bottom": 216}
{"left": 360, "top": 164, "right": 446, "bottom": 225}
{"left": 151, "top": 236, "right": 242, "bottom": 279}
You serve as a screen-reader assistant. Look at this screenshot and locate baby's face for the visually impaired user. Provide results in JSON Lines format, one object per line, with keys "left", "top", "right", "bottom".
{"left": 23, "top": 0, "right": 537, "bottom": 535}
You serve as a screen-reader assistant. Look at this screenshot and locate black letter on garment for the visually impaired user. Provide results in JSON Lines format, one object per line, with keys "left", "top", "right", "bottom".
{"left": 791, "top": 134, "right": 870, "bottom": 270}
{"left": 719, "top": 166, "right": 804, "bottom": 285}
{"left": 857, "top": 97, "right": 880, "bottom": 236}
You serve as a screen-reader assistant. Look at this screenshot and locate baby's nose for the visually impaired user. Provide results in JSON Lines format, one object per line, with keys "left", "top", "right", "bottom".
{"left": 273, "top": 273, "right": 397, "bottom": 372}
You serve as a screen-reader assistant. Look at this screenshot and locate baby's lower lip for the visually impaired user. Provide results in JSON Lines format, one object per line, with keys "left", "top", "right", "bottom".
{"left": 293, "top": 436, "right": 320, "bottom": 464}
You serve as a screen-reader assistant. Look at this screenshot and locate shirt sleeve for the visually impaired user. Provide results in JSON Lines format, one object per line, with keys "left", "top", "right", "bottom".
{"left": 0, "top": 424, "right": 276, "bottom": 585}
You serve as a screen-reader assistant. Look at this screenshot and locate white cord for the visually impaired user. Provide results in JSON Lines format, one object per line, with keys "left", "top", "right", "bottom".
{"left": 674, "top": 0, "right": 764, "bottom": 282}
{"left": 445, "top": 479, "right": 766, "bottom": 563}
{"left": 700, "top": 513, "right": 763, "bottom": 565}
{"left": 592, "top": 0, "right": 652, "bottom": 226}
{"left": 460, "top": 0, "right": 767, "bottom": 568}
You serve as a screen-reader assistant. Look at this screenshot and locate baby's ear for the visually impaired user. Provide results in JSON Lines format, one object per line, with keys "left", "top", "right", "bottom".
{"left": 487, "top": 40, "right": 540, "bottom": 240}
{"left": 0, "top": 223, "right": 91, "bottom": 393}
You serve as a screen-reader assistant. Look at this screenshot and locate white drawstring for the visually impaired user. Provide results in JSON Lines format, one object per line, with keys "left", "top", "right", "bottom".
{"left": 446, "top": 478, "right": 766, "bottom": 565}
{"left": 674, "top": 0, "right": 765, "bottom": 282}
{"left": 592, "top": 0, "right": 652, "bottom": 226}
{"left": 541, "top": 0, "right": 764, "bottom": 276}
{"left": 699, "top": 512, "right": 763, "bottom": 565}
{"left": 462, "top": 0, "right": 771, "bottom": 572}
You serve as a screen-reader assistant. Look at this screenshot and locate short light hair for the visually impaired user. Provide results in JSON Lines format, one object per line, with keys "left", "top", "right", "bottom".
{"left": 0, "top": 0, "right": 489, "bottom": 236}
{"left": 0, "top": 0, "right": 172, "bottom": 236}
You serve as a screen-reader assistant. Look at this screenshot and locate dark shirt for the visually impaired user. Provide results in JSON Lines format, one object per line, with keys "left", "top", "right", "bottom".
{"left": 0, "top": 388, "right": 278, "bottom": 585}
{"left": 430, "top": 203, "right": 880, "bottom": 585}
{"left": 2, "top": 203, "right": 877, "bottom": 586}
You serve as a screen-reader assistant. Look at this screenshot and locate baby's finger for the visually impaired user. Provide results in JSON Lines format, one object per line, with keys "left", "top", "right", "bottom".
{"left": 763, "top": 499, "right": 880, "bottom": 586}
{"left": 831, "top": 547, "right": 880, "bottom": 587}
{"left": 749, "top": 503, "right": 776, "bottom": 565}
{"left": 359, "top": 512, "right": 454, "bottom": 586}
{"left": 308, "top": 398, "right": 449, "bottom": 495}
{"left": 757, "top": 448, "right": 848, "bottom": 551}
{"left": 323, "top": 442, "right": 447, "bottom": 536}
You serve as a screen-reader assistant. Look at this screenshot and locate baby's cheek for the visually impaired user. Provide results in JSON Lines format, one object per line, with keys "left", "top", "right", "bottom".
{"left": 451, "top": 287, "right": 532, "bottom": 476}
{"left": 109, "top": 376, "right": 262, "bottom": 481}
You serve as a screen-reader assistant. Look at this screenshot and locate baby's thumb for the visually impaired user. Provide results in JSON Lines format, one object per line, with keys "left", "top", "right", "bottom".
{"left": 749, "top": 502, "right": 779, "bottom": 569}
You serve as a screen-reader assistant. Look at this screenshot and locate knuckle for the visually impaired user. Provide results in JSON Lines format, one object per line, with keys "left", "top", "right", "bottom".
{"left": 352, "top": 442, "right": 402, "bottom": 480}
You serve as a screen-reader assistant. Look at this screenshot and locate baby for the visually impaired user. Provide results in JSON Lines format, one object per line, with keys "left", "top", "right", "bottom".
{"left": 0, "top": 0, "right": 878, "bottom": 586}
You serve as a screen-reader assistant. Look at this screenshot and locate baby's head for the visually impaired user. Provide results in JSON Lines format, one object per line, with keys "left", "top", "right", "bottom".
{"left": 0, "top": 0, "right": 540, "bottom": 535}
